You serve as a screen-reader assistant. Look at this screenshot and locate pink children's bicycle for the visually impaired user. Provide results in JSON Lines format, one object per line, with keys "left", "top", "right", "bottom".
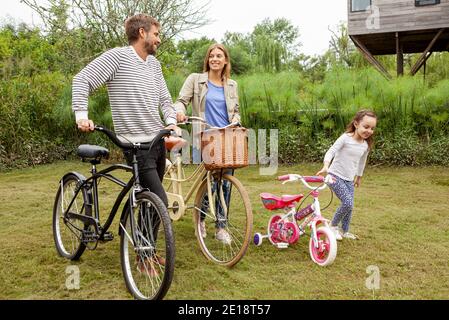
{"left": 253, "top": 174, "right": 337, "bottom": 267}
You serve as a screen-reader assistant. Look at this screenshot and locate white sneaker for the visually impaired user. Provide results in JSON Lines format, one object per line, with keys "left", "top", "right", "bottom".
{"left": 215, "top": 229, "right": 232, "bottom": 245}
{"left": 199, "top": 221, "right": 207, "bottom": 238}
{"left": 342, "top": 232, "right": 358, "bottom": 240}
{"left": 331, "top": 226, "right": 343, "bottom": 241}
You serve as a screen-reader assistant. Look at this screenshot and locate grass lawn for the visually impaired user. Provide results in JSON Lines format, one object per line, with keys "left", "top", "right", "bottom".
{"left": 0, "top": 161, "right": 448, "bottom": 300}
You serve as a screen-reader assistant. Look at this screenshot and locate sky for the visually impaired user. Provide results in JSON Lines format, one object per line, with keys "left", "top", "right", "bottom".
{"left": 1, "top": 0, "right": 348, "bottom": 56}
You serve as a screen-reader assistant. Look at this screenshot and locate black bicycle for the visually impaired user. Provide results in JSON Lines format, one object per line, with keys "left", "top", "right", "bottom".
{"left": 52, "top": 126, "right": 175, "bottom": 300}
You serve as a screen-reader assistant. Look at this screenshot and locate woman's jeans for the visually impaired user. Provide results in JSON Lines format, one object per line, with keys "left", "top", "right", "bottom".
{"left": 200, "top": 169, "right": 234, "bottom": 229}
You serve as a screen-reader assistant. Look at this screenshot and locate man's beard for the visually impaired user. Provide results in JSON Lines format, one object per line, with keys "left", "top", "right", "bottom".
{"left": 144, "top": 38, "right": 157, "bottom": 55}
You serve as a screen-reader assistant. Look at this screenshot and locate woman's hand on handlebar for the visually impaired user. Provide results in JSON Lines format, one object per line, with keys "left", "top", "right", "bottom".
{"left": 77, "top": 119, "right": 95, "bottom": 132}
{"left": 176, "top": 112, "right": 187, "bottom": 123}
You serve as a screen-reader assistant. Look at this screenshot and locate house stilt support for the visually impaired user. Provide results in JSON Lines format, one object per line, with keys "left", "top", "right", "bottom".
{"left": 350, "top": 35, "right": 392, "bottom": 80}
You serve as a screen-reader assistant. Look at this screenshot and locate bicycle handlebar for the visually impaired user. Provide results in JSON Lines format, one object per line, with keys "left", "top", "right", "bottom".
{"left": 180, "top": 116, "right": 241, "bottom": 129}
{"left": 277, "top": 174, "right": 334, "bottom": 191}
{"left": 95, "top": 126, "right": 173, "bottom": 150}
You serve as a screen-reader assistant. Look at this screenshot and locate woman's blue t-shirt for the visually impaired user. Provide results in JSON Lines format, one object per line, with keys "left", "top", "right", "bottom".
{"left": 205, "top": 81, "right": 229, "bottom": 128}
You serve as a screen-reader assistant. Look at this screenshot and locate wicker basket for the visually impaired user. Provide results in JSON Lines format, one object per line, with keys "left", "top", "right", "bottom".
{"left": 201, "top": 127, "right": 248, "bottom": 171}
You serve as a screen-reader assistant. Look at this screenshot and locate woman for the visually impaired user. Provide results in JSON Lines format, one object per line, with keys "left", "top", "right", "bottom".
{"left": 174, "top": 43, "right": 240, "bottom": 245}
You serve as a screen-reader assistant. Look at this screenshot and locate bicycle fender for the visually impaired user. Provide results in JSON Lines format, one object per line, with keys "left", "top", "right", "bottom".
{"left": 60, "top": 171, "right": 93, "bottom": 211}
{"left": 309, "top": 217, "right": 329, "bottom": 229}
{"left": 60, "top": 171, "right": 87, "bottom": 184}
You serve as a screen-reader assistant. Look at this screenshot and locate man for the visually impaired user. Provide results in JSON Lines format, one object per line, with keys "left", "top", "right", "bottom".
{"left": 72, "top": 14, "right": 178, "bottom": 208}
{"left": 72, "top": 14, "right": 178, "bottom": 276}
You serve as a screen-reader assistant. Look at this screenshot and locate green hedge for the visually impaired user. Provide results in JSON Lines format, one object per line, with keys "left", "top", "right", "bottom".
{"left": 1, "top": 68, "right": 449, "bottom": 170}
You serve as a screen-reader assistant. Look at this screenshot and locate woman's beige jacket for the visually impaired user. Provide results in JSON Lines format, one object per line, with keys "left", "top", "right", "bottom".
{"left": 173, "top": 72, "right": 240, "bottom": 124}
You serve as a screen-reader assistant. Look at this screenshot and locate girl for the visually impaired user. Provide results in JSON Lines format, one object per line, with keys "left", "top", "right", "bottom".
{"left": 316, "top": 110, "right": 377, "bottom": 240}
{"left": 174, "top": 43, "right": 240, "bottom": 245}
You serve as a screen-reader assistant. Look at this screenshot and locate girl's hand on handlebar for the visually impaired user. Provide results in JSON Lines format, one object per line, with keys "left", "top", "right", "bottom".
{"left": 77, "top": 119, "right": 95, "bottom": 132}
{"left": 316, "top": 167, "right": 328, "bottom": 177}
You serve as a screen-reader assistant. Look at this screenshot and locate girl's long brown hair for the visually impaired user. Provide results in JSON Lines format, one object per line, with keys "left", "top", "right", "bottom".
{"left": 203, "top": 43, "right": 231, "bottom": 81}
{"left": 346, "top": 110, "right": 377, "bottom": 150}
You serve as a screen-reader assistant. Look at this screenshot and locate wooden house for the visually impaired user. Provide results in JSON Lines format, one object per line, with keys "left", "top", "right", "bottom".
{"left": 348, "top": 0, "right": 449, "bottom": 78}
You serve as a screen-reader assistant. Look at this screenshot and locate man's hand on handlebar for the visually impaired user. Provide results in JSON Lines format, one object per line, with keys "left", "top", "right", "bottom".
{"left": 77, "top": 119, "right": 95, "bottom": 132}
{"left": 165, "top": 124, "right": 182, "bottom": 137}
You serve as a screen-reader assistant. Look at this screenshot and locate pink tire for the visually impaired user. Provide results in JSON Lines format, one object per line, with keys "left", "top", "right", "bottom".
{"left": 309, "top": 227, "right": 337, "bottom": 266}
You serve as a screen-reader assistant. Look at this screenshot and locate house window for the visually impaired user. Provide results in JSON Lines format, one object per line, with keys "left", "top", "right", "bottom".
{"left": 351, "top": 0, "right": 372, "bottom": 12}
{"left": 415, "top": 0, "right": 440, "bottom": 6}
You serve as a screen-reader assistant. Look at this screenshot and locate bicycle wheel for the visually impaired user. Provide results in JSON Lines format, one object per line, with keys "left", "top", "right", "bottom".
{"left": 193, "top": 173, "right": 253, "bottom": 267}
{"left": 53, "top": 173, "right": 91, "bottom": 260}
{"left": 309, "top": 226, "right": 337, "bottom": 267}
{"left": 120, "top": 191, "right": 175, "bottom": 300}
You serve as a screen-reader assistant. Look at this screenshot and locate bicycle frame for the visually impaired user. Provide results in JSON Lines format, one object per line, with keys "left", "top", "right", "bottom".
{"left": 254, "top": 174, "right": 337, "bottom": 266}
{"left": 256, "top": 174, "right": 334, "bottom": 248}
{"left": 164, "top": 116, "right": 238, "bottom": 221}
{"left": 165, "top": 153, "right": 227, "bottom": 221}
{"left": 298, "top": 192, "right": 330, "bottom": 249}
{"left": 269, "top": 192, "right": 329, "bottom": 247}
{"left": 62, "top": 152, "right": 147, "bottom": 246}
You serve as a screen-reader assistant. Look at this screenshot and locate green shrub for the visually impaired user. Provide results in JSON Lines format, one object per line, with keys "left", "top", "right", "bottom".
{"left": 2, "top": 59, "right": 449, "bottom": 169}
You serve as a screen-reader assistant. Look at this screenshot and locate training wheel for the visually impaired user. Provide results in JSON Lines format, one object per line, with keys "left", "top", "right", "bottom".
{"left": 253, "top": 233, "right": 263, "bottom": 246}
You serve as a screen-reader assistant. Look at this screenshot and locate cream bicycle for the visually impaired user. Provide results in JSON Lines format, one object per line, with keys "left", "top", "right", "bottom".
{"left": 163, "top": 117, "right": 253, "bottom": 267}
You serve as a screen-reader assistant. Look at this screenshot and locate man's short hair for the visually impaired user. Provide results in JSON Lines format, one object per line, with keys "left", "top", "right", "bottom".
{"left": 125, "top": 14, "right": 160, "bottom": 44}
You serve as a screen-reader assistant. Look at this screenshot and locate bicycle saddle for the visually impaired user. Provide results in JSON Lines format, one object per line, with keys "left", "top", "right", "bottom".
{"left": 77, "top": 145, "right": 110, "bottom": 159}
{"left": 260, "top": 193, "right": 304, "bottom": 210}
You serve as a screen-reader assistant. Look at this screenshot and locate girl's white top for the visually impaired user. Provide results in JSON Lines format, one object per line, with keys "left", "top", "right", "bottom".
{"left": 324, "top": 133, "right": 369, "bottom": 181}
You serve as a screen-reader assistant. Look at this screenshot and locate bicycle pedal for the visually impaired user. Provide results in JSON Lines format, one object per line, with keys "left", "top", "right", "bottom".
{"left": 100, "top": 232, "right": 114, "bottom": 242}
{"left": 275, "top": 243, "right": 289, "bottom": 249}
{"left": 82, "top": 231, "right": 99, "bottom": 243}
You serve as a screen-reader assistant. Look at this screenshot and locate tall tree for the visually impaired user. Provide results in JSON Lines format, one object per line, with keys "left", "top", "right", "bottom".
{"left": 22, "top": 0, "right": 211, "bottom": 54}
{"left": 252, "top": 18, "right": 299, "bottom": 49}
{"left": 177, "top": 36, "right": 215, "bottom": 66}
{"left": 222, "top": 31, "right": 252, "bottom": 53}
{"left": 327, "top": 22, "right": 370, "bottom": 69}
{"left": 250, "top": 18, "right": 300, "bottom": 72}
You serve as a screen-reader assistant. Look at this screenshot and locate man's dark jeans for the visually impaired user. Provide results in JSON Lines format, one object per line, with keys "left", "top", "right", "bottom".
{"left": 123, "top": 139, "right": 167, "bottom": 247}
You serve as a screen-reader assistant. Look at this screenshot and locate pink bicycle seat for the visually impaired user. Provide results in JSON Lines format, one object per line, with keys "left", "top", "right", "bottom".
{"left": 260, "top": 193, "right": 304, "bottom": 210}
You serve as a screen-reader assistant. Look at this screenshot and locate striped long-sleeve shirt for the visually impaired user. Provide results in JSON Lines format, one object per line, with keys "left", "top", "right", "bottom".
{"left": 72, "top": 46, "right": 177, "bottom": 143}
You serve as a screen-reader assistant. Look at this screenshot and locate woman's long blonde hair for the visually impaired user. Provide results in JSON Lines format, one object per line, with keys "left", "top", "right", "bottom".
{"left": 203, "top": 43, "right": 231, "bottom": 81}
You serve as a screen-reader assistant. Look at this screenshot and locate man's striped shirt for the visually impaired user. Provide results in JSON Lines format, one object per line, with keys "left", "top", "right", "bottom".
{"left": 72, "top": 46, "right": 176, "bottom": 143}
